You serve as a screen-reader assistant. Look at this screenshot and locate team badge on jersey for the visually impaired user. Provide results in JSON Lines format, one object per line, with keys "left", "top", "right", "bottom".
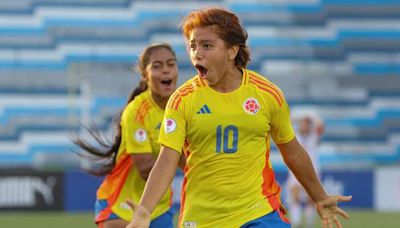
{"left": 165, "top": 118, "right": 176, "bottom": 133}
{"left": 134, "top": 129, "right": 147, "bottom": 142}
{"left": 243, "top": 97, "right": 260, "bottom": 115}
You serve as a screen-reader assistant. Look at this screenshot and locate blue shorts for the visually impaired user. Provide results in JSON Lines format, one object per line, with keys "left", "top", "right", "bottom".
{"left": 94, "top": 199, "right": 120, "bottom": 221}
{"left": 149, "top": 209, "right": 174, "bottom": 228}
{"left": 241, "top": 210, "right": 291, "bottom": 228}
{"left": 95, "top": 199, "right": 174, "bottom": 228}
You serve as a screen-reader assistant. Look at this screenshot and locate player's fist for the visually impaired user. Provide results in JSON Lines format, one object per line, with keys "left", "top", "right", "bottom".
{"left": 125, "top": 200, "right": 151, "bottom": 228}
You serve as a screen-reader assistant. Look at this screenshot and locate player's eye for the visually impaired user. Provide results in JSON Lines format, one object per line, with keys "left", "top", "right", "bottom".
{"left": 151, "top": 63, "right": 161, "bottom": 69}
{"left": 204, "top": 43, "right": 212, "bottom": 49}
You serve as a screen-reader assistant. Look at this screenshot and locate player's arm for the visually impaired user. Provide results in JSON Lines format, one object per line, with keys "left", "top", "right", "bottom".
{"left": 278, "top": 137, "right": 325, "bottom": 201}
{"left": 126, "top": 146, "right": 180, "bottom": 228}
{"left": 133, "top": 152, "right": 185, "bottom": 180}
{"left": 140, "top": 145, "right": 180, "bottom": 211}
{"left": 131, "top": 154, "right": 156, "bottom": 180}
{"left": 278, "top": 138, "right": 352, "bottom": 228}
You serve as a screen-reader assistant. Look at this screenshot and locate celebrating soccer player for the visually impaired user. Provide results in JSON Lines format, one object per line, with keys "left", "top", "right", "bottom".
{"left": 126, "top": 8, "right": 352, "bottom": 228}
{"left": 73, "top": 43, "right": 181, "bottom": 228}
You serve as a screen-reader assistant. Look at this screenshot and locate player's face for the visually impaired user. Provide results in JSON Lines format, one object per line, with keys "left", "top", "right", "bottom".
{"left": 299, "top": 117, "right": 312, "bottom": 135}
{"left": 188, "top": 26, "right": 238, "bottom": 87}
{"left": 144, "top": 47, "right": 178, "bottom": 98}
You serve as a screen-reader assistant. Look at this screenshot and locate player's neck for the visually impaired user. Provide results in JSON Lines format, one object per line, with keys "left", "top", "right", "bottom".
{"left": 150, "top": 91, "right": 168, "bottom": 110}
{"left": 210, "top": 68, "right": 243, "bottom": 93}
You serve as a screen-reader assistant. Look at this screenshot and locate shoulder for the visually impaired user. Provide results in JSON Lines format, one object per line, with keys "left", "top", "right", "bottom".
{"left": 167, "top": 76, "right": 205, "bottom": 110}
{"left": 125, "top": 91, "right": 149, "bottom": 111}
{"left": 177, "top": 76, "right": 206, "bottom": 94}
{"left": 245, "top": 69, "right": 285, "bottom": 107}
{"left": 123, "top": 91, "right": 152, "bottom": 123}
{"left": 246, "top": 69, "right": 282, "bottom": 92}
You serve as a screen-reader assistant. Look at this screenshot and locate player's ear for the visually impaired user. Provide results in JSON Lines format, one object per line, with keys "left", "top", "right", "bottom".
{"left": 228, "top": 45, "right": 239, "bottom": 61}
{"left": 141, "top": 71, "right": 149, "bottom": 82}
{"left": 131, "top": 66, "right": 148, "bottom": 82}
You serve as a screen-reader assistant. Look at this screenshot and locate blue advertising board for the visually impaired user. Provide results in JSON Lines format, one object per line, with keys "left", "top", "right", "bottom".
{"left": 63, "top": 169, "right": 373, "bottom": 211}
{"left": 64, "top": 170, "right": 103, "bottom": 211}
{"left": 275, "top": 169, "right": 373, "bottom": 209}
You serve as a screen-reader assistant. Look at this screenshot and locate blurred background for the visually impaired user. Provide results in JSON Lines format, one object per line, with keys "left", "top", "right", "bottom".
{"left": 0, "top": 0, "right": 399, "bottom": 227}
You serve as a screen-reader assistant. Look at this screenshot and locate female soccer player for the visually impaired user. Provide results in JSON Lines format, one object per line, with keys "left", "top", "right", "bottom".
{"left": 73, "top": 43, "right": 179, "bottom": 228}
{"left": 126, "top": 8, "right": 351, "bottom": 228}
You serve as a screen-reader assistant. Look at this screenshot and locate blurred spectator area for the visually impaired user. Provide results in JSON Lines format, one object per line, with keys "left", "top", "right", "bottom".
{"left": 0, "top": 0, "right": 399, "bottom": 169}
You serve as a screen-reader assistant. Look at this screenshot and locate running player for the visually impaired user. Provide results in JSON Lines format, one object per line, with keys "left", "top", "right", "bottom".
{"left": 73, "top": 43, "right": 179, "bottom": 228}
{"left": 126, "top": 8, "right": 351, "bottom": 228}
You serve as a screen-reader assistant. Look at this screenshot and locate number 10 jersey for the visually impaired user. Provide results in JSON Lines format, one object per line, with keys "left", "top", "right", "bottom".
{"left": 159, "top": 69, "right": 295, "bottom": 228}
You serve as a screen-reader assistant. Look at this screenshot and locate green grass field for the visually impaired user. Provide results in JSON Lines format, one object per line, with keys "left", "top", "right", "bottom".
{"left": 0, "top": 210, "right": 399, "bottom": 228}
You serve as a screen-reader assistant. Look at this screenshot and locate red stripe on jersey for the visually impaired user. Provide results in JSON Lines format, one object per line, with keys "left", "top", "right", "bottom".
{"left": 168, "top": 85, "right": 191, "bottom": 110}
{"left": 169, "top": 85, "right": 196, "bottom": 110}
{"left": 261, "top": 149, "right": 282, "bottom": 211}
{"left": 249, "top": 74, "right": 283, "bottom": 99}
{"left": 278, "top": 207, "right": 290, "bottom": 223}
{"left": 249, "top": 73, "right": 284, "bottom": 102}
{"left": 180, "top": 87, "right": 195, "bottom": 97}
{"left": 180, "top": 85, "right": 195, "bottom": 94}
{"left": 140, "top": 101, "right": 151, "bottom": 124}
{"left": 175, "top": 87, "right": 196, "bottom": 109}
{"left": 250, "top": 79, "right": 283, "bottom": 107}
{"left": 95, "top": 154, "right": 132, "bottom": 222}
{"left": 135, "top": 100, "right": 151, "bottom": 124}
{"left": 136, "top": 100, "right": 149, "bottom": 121}
{"left": 195, "top": 76, "right": 206, "bottom": 87}
{"left": 173, "top": 96, "right": 182, "bottom": 110}
{"left": 167, "top": 93, "right": 179, "bottom": 110}
{"left": 178, "top": 151, "right": 190, "bottom": 227}
{"left": 250, "top": 74, "right": 284, "bottom": 101}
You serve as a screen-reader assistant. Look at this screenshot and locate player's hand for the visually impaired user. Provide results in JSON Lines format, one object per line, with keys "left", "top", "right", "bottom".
{"left": 125, "top": 200, "right": 151, "bottom": 228}
{"left": 315, "top": 195, "right": 352, "bottom": 228}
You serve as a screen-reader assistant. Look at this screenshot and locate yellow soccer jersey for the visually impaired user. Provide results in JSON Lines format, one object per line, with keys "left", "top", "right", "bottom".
{"left": 96, "top": 90, "right": 172, "bottom": 222}
{"left": 159, "top": 69, "right": 295, "bottom": 228}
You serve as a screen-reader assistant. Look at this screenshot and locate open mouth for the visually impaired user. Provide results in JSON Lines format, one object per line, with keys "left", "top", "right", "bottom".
{"left": 195, "top": 64, "right": 208, "bottom": 78}
{"left": 161, "top": 79, "right": 173, "bottom": 86}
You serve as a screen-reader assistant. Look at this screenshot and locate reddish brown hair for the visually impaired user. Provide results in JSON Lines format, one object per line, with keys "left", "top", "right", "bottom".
{"left": 180, "top": 7, "right": 250, "bottom": 69}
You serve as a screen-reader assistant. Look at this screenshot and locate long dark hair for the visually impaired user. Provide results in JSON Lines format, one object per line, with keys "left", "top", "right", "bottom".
{"left": 72, "top": 43, "right": 176, "bottom": 176}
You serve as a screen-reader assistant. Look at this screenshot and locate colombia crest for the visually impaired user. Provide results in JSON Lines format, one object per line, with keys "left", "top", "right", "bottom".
{"left": 243, "top": 97, "right": 260, "bottom": 115}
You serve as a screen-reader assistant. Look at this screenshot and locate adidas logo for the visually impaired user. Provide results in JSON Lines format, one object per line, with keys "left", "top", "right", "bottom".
{"left": 196, "top": 104, "right": 211, "bottom": 114}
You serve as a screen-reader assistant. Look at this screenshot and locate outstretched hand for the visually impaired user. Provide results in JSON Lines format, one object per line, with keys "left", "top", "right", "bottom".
{"left": 316, "top": 195, "right": 352, "bottom": 228}
{"left": 125, "top": 200, "right": 151, "bottom": 228}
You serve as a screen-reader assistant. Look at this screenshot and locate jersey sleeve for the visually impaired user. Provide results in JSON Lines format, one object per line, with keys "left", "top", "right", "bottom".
{"left": 123, "top": 101, "right": 152, "bottom": 154}
{"left": 158, "top": 92, "right": 186, "bottom": 154}
{"left": 269, "top": 91, "right": 295, "bottom": 144}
